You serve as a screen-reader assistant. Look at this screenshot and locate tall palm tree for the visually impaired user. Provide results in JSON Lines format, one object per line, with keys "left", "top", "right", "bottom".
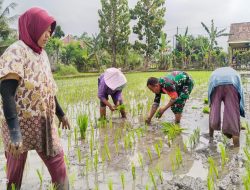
{"left": 201, "top": 19, "right": 229, "bottom": 68}
{"left": 0, "top": 0, "right": 17, "bottom": 41}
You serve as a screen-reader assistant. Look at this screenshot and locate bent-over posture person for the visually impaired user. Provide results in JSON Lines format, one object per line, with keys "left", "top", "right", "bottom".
{"left": 208, "top": 67, "right": 245, "bottom": 147}
{"left": 98, "top": 68, "right": 127, "bottom": 118}
{"left": 0, "top": 8, "right": 70, "bottom": 190}
{"left": 146, "top": 71, "right": 194, "bottom": 124}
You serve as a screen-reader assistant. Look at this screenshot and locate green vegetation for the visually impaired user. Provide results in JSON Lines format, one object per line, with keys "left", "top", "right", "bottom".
{"left": 77, "top": 114, "right": 88, "bottom": 139}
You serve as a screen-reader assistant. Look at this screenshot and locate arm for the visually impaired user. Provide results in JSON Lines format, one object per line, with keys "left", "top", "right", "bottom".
{"left": 98, "top": 82, "right": 115, "bottom": 111}
{"left": 146, "top": 93, "right": 161, "bottom": 124}
{"left": 0, "top": 75, "right": 23, "bottom": 157}
{"left": 54, "top": 97, "right": 70, "bottom": 129}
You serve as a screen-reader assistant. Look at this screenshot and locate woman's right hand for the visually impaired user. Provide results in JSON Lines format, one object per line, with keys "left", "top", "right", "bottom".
{"left": 109, "top": 105, "right": 115, "bottom": 111}
{"left": 8, "top": 140, "right": 23, "bottom": 158}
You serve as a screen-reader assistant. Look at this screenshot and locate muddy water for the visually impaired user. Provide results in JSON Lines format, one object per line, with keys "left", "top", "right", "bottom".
{"left": 0, "top": 74, "right": 249, "bottom": 190}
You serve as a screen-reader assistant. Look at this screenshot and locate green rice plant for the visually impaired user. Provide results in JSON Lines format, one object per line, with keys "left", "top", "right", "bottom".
{"left": 246, "top": 134, "right": 250, "bottom": 147}
{"left": 154, "top": 143, "right": 161, "bottom": 158}
{"left": 85, "top": 156, "right": 89, "bottom": 175}
{"left": 108, "top": 178, "right": 113, "bottom": 190}
{"left": 101, "top": 150, "right": 106, "bottom": 165}
{"left": 147, "top": 147, "right": 153, "bottom": 163}
{"left": 11, "top": 184, "right": 16, "bottom": 190}
{"left": 58, "top": 127, "right": 62, "bottom": 138}
{"left": 90, "top": 134, "right": 94, "bottom": 157}
{"left": 189, "top": 127, "right": 200, "bottom": 148}
{"left": 161, "top": 122, "right": 185, "bottom": 145}
{"left": 67, "top": 131, "right": 72, "bottom": 152}
{"left": 94, "top": 151, "right": 99, "bottom": 172}
{"left": 69, "top": 171, "right": 77, "bottom": 188}
{"left": 47, "top": 183, "right": 57, "bottom": 190}
{"left": 170, "top": 154, "right": 176, "bottom": 174}
{"left": 138, "top": 153, "right": 144, "bottom": 169}
{"left": 116, "top": 104, "right": 125, "bottom": 111}
{"left": 218, "top": 143, "right": 228, "bottom": 169}
{"left": 191, "top": 106, "right": 198, "bottom": 109}
{"left": 114, "top": 134, "right": 119, "bottom": 155}
{"left": 149, "top": 170, "right": 157, "bottom": 190}
{"left": 109, "top": 117, "right": 113, "bottom": 129}
{"left": 104, "top": 136, "right": 111, "bottom": 161}
{"left": 98, "top": 117, "right": 107, "bottom": 128}
{"left": 158, "top": 139, "right": 163, "bottom": 150}
{"left": 120, "top": 173, "right": 125, "bottom": 190}
{"left": 36, "top": 169, "right": 43, "bottom": 185}
{"left": 131, "top": 162, "right": 136, "bottom": 180}
{"left": 156, "top": 167, "right": 163, "bottom": 184}
{"left": 203, "top": 106, "right": 210, "bottom": 114}
{"left": 207, "top": 176, "right": 214, "bottom": 190}
{"left": 74, "top": 127, "right": 78, "bottom": 145}
{"left": 76, "top": 146, "right": 82, "bottom": 164}
{"left": 204, "top": 97, "right": 208, "bottom": 104}
{"left": 175, "top": 147, "right": 183, "bottom": 168}
{"left": 64, "top": 155, "right": 70, "bottom": 170}
{"left": 77, "top": 114, "right": 88, "bottom": 139}
{"left": 94, "top": 184, "right": 99, "bottom": 190}
{"left": 208, "top": 157, "right": 219, "bottom": 180}
{"left": 145, "top": 183, "right": 149, "bottom": 190}
{"left": 244, "top": 147, "right": 250, "bottom": 162}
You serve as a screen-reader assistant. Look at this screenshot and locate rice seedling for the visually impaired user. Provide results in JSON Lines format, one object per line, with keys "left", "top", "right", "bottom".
{"left": 64, "top": 155, "right": 70, "bottom": 170}
{"left": 114, "top": 134, "right": 119, "bottom": 155}
{"left": 161, "top": 122, "right": 185, "bottom": 146}
{"left": 207, "top": 176, "right": 214, "bottom": 190}
{"left": 108, "top": 178, "right": 113, "bottom": 190}
{"left": 94, "top": 151, "right": 99, "bottom": 172}
{"left": 191, "top": 106, "right": 198, "bottom": 109}
{"left": 149, "top": 170, "right": 157, "bottom": 190}
{"left": 85, "top": 155, "right": 90, "bottom": 175}
{"left": 147, "top": 147, "right": 153, "bottom": 163}
{"left": 156, "top": 167, "right": 164, "bottom": 184}
{"left": 47, "top": 183, "right": 57, "bottom": 190}
{"left": 104, "top": 136, "right": 111, "bottom": 161}
{"left": 101, "top": 150, "right": 106, "bottom": 165}
{"left": 120, "top": 173, "right": 125, "bottom": 190}
{"left": 94, "top": 184, "right": 99, "bottom": 190}
{"left": 204, "top": 97, "right": 208, "bottom": 104}
{"left": 175, "top": 147, "right": 183, "bottom": 168}
{"left": 145, "top": 183, "right": 149, "bottom": 190}
{"left": 131, "top": 162, "right": 136, "bottom": 181}
{"left": 74, "top": 127, "right": 78, "bottom": 145}
{"left": 218, "top": 143, "right": 228, "bottom": 169}
{"left": 207, "top": 157, "right": 219, "bottom": 180}
{"left": 36, "top": 169, "right": 43, "bottom": 185}
{"left": 189, "top": 127, "right": 200, "bottom": 148}
{"left": 77, "top": 146, "right": 82, "bottom": 164}
{"left": 244, "top": 147, "right": 250, "bottom": 161}
{"left": 67, "top": 131, "right": 72, "bottom": 152}
{"left": 109, "top": 117, "right": 113, "bottom": 129}
{"left": 170, "top": 154, "right": 176, "bottom": 174}
{"left": 154, "top": 143, "right": 161, "bottom": 158}
{"left": 58, "top": 127, "right": 62, "bottom": 138}
{"left": 11, "top": 184, "right": 16, "bottom": 190}
{"left": 69, "top": 171, "right": 77, "bottom": 188}
{"left": 116, "top": 104, "right": 125, "bottom": 112}
{"left": 90, "top": 134, "right": 94, "bottom": 157}
{"left": 158, "top": 139, "right": 163, "bottom": 150}
{"left": 138, "top": 153, "right": 144, "bottom": 169}
{"left": 77, "top": 114, "right": 88, "bottom": 139}
{"left": 203, "top": 106, "right": 210, "bottom": 114}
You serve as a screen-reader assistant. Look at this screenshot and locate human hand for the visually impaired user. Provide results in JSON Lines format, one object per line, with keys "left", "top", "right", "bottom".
{"left": 145, "top": 117, "right": 151, "bottom": 125}
{"left": 7, "top": 141, "right": 23, "bottom": 158}
{"left": 109, "top": 105, "right": 116, "bottom": 111}
{"left": 58, "top": 115, "right": 71, "bottom": 129}
{"left": 156, "top": 107, "right": 166, "bottom": 118}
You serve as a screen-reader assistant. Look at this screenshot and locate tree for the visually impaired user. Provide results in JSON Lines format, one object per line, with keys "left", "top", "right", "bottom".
{"left": 45, "top": 37, "right": 63, "bottom": 63}
{"left": 131, "top": 0, "right": 166, "bottom": 68}
{"left": 98, "top": 0, "right": 131, "bottom": 67}
{"left": 53, "top": 25, "right": 65, "bottom": 39}
{"left": 201, "top": 19, "right": 229, "bottom": 68}
{"left": 0, "top": 0, "right": 17, "bottom": 41}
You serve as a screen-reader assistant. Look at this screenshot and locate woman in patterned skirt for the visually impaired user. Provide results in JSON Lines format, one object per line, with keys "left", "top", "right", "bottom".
{"left": 0, "top": 8, "right": 70, "bottom": 190}
{"left": 145, "top": 71, "right": 194, "bottom": 124}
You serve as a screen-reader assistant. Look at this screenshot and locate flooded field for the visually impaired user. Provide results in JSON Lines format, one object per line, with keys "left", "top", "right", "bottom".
{"left": 0, "top": 71, "right": 249, "bottom": 190}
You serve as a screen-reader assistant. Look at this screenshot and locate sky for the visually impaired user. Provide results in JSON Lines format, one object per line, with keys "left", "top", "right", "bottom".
{"left": 3, "top": 0, "right": 250, "bottom": 51}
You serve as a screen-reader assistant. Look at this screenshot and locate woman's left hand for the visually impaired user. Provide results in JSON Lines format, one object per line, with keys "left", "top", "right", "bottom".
{"left": 58, "top": 115, "right": 71, "bottom": 130}
{"left": 156, "top": 107, "right": 166, "bottom": 118}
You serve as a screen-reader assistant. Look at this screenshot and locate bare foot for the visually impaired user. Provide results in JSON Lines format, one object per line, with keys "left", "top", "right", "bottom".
{"left": 232, "top": 136, "right": 240, "bottom": 147}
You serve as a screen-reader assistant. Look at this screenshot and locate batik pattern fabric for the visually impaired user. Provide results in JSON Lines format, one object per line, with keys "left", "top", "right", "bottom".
{"left": 0, "top": 40, "right": 61, "bottom": 157}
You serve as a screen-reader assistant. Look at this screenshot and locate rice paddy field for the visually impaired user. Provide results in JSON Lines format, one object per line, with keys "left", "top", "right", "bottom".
{"left": 0, "top": 71, "right": 250, "bottom": 190}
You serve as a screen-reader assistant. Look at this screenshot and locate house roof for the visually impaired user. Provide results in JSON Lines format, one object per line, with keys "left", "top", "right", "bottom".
{"left": 228, "top": 22, "right": 250, "bottom": 43}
